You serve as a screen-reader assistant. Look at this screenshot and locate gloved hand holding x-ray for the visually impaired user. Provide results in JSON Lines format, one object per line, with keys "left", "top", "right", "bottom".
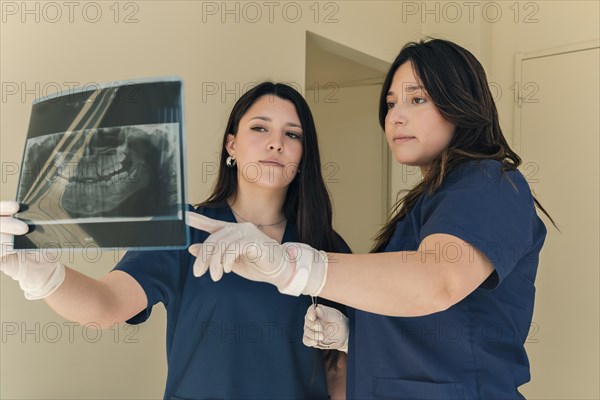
{"left": 0, "top": 200, "right": 65, "bottom": 299}
{"left": 186, "top": 211, "right": 329, "bottom": 297}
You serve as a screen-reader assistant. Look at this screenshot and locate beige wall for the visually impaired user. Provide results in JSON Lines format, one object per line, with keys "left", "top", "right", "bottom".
{"left": 309, "top": 85, "right": 387, "bottom": 254}
{"left": 0, "top": 0, "right": 420, "bottom": 210}
{"left": 0, "top": 2, "right": 419, "bottom": 399}
{"left": 1, "top": 1, "right": 598, "bottom": 399}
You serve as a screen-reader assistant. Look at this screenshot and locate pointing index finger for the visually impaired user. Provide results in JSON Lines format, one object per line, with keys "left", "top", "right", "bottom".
{"left": 186, "top": 211, "right": 229, "bottom": 234}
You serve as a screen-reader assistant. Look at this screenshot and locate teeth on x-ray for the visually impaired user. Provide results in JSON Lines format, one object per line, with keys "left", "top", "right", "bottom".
{"left": 18, "top": 123, "right": 180, "bottom": 219}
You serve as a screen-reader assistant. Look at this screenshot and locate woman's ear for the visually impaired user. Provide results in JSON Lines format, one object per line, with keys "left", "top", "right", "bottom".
{"left": 225, "top": 133, "right": 235, "bottom": 155}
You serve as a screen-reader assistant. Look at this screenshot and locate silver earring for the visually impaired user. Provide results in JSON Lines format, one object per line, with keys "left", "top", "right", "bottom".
{"left": 226, "top": 156, "right": 236, "bottom": 167}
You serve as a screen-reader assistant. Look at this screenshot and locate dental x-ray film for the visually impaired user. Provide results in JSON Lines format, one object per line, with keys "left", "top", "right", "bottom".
{"left": 14, "top": 78, "right": 189, "bottom": 250}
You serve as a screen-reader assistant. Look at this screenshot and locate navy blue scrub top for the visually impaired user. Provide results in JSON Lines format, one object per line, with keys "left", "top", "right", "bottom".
{"left": 115, "top": 203, "right": 340, "bottom": 400}
{"left": 347, "top": 160, "right": 547, "bottom": 399}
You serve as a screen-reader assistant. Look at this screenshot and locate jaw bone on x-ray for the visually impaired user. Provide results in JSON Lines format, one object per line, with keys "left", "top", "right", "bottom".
{"left": 14, "top": 79, "right": 188, "bottom": 250}
{"left": 19, "top": 124, "right": 178, "bottom": 218}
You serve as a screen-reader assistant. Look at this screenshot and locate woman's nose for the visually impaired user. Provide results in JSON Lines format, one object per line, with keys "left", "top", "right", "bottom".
{"left": 388, "top": 104, "right": 407, "bottom": 125}
{"left": 268, "top": 134, "right": 283, "bottom": 151}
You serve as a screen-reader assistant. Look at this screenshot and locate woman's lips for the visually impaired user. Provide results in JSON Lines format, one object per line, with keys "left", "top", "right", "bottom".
{"left": 393, "top": 136, "right": 416, "bottom": 143}
{"left": 259, "top": 160, "right": 284, "bottom": 167}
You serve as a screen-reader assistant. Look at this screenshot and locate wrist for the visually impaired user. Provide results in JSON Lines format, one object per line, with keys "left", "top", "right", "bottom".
{"left": 277, "top": 243, "right": 309, "bottom": 296}
{"left": 277, "top": 243, "right": 328, "bottom": 296}
{"left": 18, "top": 257, "right": 66, "bottom": 300}
{"left": 302, "top": 249, "right": 327, "bottom": 296}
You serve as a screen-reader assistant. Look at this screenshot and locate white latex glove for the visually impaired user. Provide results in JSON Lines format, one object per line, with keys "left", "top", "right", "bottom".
{"left": 0, "top": 201, "right": 65, "bottom": 300}
{"left": 186, "top": 211, "right": 328, "bottom": 296}
{"left": 303, "top": 304, "right": 349, "bottom": 353}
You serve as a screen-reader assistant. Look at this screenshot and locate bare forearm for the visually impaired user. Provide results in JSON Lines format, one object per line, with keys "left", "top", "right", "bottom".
{"left": 43, "top": 267, "right": 144, "bottom": 328}
{"left": 320, "top": 252, "right": 448, "bottom": 317}
{"left": 42, "top": 267, "right": 114, "bottom": 327}
{"left": 320, "top": 235, "right": 493, "bottom": 317}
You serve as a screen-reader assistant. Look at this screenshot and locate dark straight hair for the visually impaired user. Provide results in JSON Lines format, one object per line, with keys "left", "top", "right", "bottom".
{"left": 372, "top": 38, "right": 556, "bottom": 252}
{"left": 196, "top": 81, "right": 346, "bottom": 370}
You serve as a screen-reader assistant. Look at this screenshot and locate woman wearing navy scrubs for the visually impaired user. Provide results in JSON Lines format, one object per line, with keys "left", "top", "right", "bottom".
{"left": 0, "top": 82, "right": 349, "bottom": 399}
{"left": 188, "top": 39, "right": 553, "bottom": 399}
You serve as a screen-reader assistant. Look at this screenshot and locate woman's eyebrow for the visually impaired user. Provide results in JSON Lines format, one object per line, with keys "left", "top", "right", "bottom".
{"left": 249, "top": 116, "right": 271, "bottom": 122}
{"left": 387, "top": 85, "right": 425, "bottom": 97}
{"left": 404, "top": 84, "right": 425, "bottom": 93}
{"left": 250, "top": 116, "right": 302, "bottom": 129}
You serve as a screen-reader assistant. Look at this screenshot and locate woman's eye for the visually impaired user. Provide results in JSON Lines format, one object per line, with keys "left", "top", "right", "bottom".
{"left": 251, "top": 126, "right": 267, "bottom": 132}
{"left": 386, "top": 102, "right": 395, "bottom": 109}
{"left": 412, "top": 97, "right": 426, "bottom": 104}
{"left": 286, "top": 132, "right": 302, "bottom": 140}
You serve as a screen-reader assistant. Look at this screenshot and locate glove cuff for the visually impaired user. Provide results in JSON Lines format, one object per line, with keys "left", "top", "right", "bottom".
{"left": 278, "top": 243, "right": 327, "bottom": 297}
{"left": 22, "top": 262, "right": 66, "bottom": 300}
{"left": 278, "top": 243, "right": 309, "bottom": 296}
{"left": 340, "top": 341, "right": 349, "bottom": 353}
{"left": 302, "top": 250, "right": 328, "bottom": 296}
{"left": 340, "top": 320, "right": 349, "bottom": 353}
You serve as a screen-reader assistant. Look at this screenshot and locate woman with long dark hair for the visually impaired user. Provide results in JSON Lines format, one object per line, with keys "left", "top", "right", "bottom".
{"left": 188, "top": 39, "right": 553, "bottom": 399}
{"left": 1, "top": 82, "right": 349, "bottom": 399}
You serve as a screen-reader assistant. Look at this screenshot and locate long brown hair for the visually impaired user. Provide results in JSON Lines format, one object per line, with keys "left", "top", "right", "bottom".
{"left": 372, "top": 38, "right": 556, "bottom": 252}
